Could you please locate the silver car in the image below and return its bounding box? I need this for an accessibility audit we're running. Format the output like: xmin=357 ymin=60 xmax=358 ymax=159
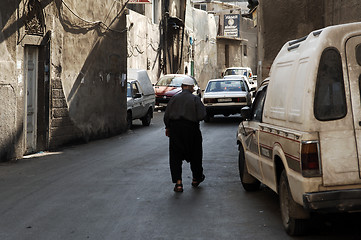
xmin=202 ymin=78 xmax=252 ymax=122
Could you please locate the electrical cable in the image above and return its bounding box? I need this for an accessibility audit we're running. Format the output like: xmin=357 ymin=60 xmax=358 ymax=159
xmin=61 ymin=0 xmax=128 ymax=34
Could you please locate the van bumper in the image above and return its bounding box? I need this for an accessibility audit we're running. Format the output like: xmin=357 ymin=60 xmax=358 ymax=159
xmin=303 ymin=189 xmax=361 ymax=212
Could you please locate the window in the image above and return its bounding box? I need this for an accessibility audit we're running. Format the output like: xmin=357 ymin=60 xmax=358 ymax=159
xmin=127 ymin=4 xmax=145 ymax=15
xmin=314 ymin=48 xmax=346 ymax=121
xmin=131 ymin=83 xmax=140 ymax=97
xmin=243 ymin=44 xmax=247 ymax=56
xmin=194 ymin=3 xmax=206 ymax=11
xmin=205 ymin=80 xmax=246 ymax=92
xmin=356 ymin=44 xmax=361 ymax=66
xmin=359 ymin=75 xmax=361 ymax=104
xmin=152 ymin=0 xmax=160 ymax=24
xmin=225 ymin=45 xmax=229 ymax=68
xmin=251 ymin=85 xmax=267 ymax=122
xmin=127 ymin=82 xmax=132 ymax=97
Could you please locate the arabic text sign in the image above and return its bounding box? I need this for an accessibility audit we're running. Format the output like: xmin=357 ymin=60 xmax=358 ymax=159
xmin=224 ymin=14 xmax=240 ymax=37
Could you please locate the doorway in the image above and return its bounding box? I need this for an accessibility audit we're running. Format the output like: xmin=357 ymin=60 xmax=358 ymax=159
xmin=25 ymin=46 xmax=39 ymax=154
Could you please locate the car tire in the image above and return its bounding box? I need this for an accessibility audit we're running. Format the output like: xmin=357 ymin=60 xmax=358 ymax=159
xmin=279 ymin=170 xmax=309 ymax=236
xmin=141 ymin=109 xmax=152 ymax=126
xmin=127 ymin=111 xmax=132 ymax=129
xmin=238 ymin=145 xmax=260 ymax=191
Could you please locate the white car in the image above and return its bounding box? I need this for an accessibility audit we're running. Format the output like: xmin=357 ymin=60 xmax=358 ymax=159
xmin=222 ymin=67 xmax=257 ymax=91
xmin=203 ymin=78 xmax=252 ymax=122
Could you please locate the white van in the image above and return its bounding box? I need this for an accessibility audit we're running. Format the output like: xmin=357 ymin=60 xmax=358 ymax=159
xmin=127 ymin=69 xmax=155 ymax=128
xmin=237 ymin=22 xmax=361 ymax=235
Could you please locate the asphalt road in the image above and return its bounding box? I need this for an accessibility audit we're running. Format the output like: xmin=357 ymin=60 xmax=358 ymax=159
xmin=0 ymin=111 xmax=360 ymax=240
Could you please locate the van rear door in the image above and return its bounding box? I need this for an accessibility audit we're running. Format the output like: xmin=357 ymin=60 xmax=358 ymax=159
xmin=346 ymin=35 xmax=361 ymax=181
xmin=315 ymin=46 xmax=360 ymax=186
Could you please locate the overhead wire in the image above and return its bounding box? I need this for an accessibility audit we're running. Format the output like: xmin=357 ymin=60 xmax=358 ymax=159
xmin=60 ymin=0 xmax=129 ymax=34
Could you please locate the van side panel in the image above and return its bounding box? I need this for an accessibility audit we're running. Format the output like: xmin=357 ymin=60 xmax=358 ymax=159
xmin=264 ymin=61 xmax=294 ymax=120
xmin=288 ymin=59 xmax=308 ymax=123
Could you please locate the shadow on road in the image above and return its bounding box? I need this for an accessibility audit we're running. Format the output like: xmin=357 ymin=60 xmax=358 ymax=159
xmin=204 ymin=115 xmax=243 ymax=125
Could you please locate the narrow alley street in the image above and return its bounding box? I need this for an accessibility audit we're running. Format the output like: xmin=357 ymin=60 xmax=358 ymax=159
xmin=0 ymin=111 xmax=360 ymax=240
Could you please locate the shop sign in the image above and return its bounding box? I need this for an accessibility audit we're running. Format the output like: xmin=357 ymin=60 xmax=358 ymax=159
xmin=224 ymin=14 xmax=240 ymax=37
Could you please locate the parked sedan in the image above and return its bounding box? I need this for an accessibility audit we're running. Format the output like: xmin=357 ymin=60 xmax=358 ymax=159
xmin=154 ymin=74 xmax=201 ymax=106
xmin=203 ymin=78 xmax=252 ymax=122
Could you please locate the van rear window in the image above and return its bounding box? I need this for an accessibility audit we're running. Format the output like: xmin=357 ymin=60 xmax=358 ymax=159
xmin=314 ymin=48 xmax=347 ymax=121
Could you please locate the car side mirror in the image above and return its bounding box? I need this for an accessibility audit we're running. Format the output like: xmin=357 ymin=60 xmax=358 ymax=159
xmin=250 ymin=87 xmax=256 ymax=92
xmin=134 ymin=93 xmax=142 ymax=98
xmin=241 ymin=106 xmax=252 ymax=121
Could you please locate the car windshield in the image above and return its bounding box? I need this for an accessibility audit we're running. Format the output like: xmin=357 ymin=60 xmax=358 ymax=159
xmin=206 ymin=80 xmax=246 ymax=92
xmin=224 ymin=69 xmax=247 ymax=76
xmin=127 ymin=82 xmax=132 ymax=97
xmin=156 ymin=76 xmax=189 ymax=87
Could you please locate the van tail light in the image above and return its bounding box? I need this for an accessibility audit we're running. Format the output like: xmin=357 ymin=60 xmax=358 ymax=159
xmin=301 ymin=141 xmax=322 ymax=177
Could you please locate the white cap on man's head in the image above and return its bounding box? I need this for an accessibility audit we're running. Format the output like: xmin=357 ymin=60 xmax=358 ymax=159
xmin=182 ymin=77 xmax=194 ymax=86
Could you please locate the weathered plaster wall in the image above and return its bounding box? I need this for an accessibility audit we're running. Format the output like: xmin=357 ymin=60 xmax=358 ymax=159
xmin=258 ymin=0 xmax=324 ymax=81
xmin=191 ymin=8 xmax=218 ymax=89
xmin=127 ymin=10 xmax=160 ymax=83
xmin=169 ymin=0 xmax=185 ymax=18
xmin=215 ymin=11 xmax=257 ymax=78
xmin=51 ymin=0 xmax=127 ymax=142
xmin=0 ymin=0 xmax=128 ymax=161
xmin=258 ymin=0 xmax=361 ymax=82
xmin=240 ymin=17 xmax=257 ymax=74
xmin=0 ymin=0 xmax=25 ymax=161
xmin=324 ymin=0 xmax=361 ymax=26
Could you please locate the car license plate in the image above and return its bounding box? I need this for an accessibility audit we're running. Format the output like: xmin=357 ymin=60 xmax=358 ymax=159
xmin=218 ymin=98 xmax=232 ymax=102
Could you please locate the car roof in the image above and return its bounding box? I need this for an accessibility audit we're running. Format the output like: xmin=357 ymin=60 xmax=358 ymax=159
xmin=160 ymin=74 xmax=195 ymax=79
xmin=208 ymin=78 xmax=245 ymax=82
xmin=223 ymin=75 xmax=247 ymax=80
xmin=225 ymin=67 xmax=251 ymax=70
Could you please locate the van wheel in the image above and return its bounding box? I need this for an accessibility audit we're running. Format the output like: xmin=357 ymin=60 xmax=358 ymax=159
xmin=127 ymin=111 xmax=132 ymax=129
xmin=279 ymin=170 xmax=309 ymax=236
xmin=238 ymin=146 xmax=260 ymax=191
xmin=141 ymin=109 xmax=152 ymax=126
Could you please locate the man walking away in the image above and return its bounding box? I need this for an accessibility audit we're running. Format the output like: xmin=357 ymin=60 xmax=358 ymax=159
xmin=164 ymin=76 xmax=207 ymax=192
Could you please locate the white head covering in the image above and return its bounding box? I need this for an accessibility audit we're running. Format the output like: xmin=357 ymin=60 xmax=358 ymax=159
xmin=182 ymin=76 xmax=194 ymax=86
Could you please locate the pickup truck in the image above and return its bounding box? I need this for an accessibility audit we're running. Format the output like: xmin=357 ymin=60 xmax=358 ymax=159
xmin=127 ymin=69 xmax=155 ymax=129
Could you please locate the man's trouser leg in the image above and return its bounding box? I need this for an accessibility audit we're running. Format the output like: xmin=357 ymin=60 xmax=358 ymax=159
xmin=190 ymin=129 xmax=203 ymax=180
xmin=169 ymin=136 xmax=183 ymax=183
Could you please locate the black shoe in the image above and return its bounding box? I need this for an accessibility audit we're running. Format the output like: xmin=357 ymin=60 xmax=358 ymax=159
xmin=174 ymin=183 xmax=183 ymax=192
xmin=192 ymin=174 xmax=205 ymax=187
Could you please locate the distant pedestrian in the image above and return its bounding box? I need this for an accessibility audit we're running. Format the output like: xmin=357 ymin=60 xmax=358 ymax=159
xmin=164 ymin=76 xmax=207 ymax=192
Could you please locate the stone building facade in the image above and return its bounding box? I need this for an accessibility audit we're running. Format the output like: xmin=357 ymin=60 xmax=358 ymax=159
xmin=0 ymin=0 xmax=127 ymax=161
xmin=257 ymin=0 xmax=361 ymax=82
